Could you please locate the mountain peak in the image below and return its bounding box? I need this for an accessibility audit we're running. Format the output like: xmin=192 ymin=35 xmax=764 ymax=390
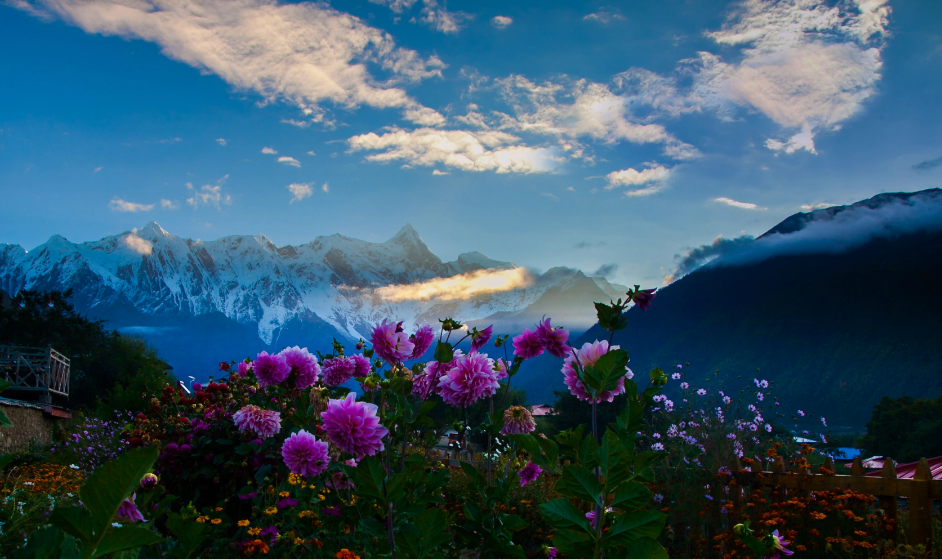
xmin=387 ymin=224 xmax=424 ymax=246
xmin=140 ymin=221 xmax=168 ymax=236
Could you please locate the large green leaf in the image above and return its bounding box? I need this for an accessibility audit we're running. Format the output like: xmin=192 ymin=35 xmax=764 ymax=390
xmin=604 ymin=510 xmax=667 ymax=545
xmin=625 ymin=537 xmax=669 ymax=559
xmin=94 ymin=526 xmax=164 ymax=557
xmin=49 ymin=506 xmax=95 ymax=542
xmin=165 ymin=513 xmax=209 ymax=558
xmin=507 ymin=434 xmax=540 ymax=460
xmin=355 ymin=456 xmax=387 ymax=503
xmin=540 ymin=498 xmax=590 ymax=532
xmin=80 ymin=446 xmax=159 ymax=538
xmin=558 ymin=465 xmax=603 ymax=504
xmin=11 ymin=525 xmax=68 ymax=559
xmin=610 ymin=482 xmax=652 ymax=511
xmin=459 ymin=461 xmax=486 ymax=489
xmin=433 ymin=342 xmax=454 ymax=364
xmin=550 ymin=528 xmax=594 ymax=559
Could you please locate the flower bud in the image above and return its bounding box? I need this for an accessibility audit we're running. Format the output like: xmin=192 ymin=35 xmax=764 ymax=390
xmin=140 ymin=473 xmax=159 ymax=490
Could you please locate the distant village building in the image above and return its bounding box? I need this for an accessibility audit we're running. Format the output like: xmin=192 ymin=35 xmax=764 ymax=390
xmin=531 ymin=404 xmax=554 ymax=416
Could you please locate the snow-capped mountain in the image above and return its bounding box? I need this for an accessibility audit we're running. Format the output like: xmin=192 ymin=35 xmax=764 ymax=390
xmin=0 ymin=224 xmax=626 ymax=377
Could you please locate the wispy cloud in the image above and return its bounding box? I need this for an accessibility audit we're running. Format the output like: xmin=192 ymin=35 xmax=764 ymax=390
xmin=665 ymin=234 xmax=754 ymax=283
xmin=583 ymin=9 xmax=625 ymax=24
xmin=278 ymin=156 xmax=301 ymax=167
xmin=186 ymin=176 xmax=232 ymax=210
xmin=215 ymin=138 xmax=227 ymax=146
xmin=491 ymin=15 xmax=512 ymax=28
xmin=375 ymin=267 xmax=533 ymax=302
xmin=287 ymin=183 xmax=313 ymax=203
xmin=262 ymin=147 xmax=278 ymax=155
xmin=605 ymin=165 xmax=671 ymax=189
xmin=913 ymin=155 xmax=942 ymax=171
xmin=714 ymin=197 xmax=766 ymax=210
xmin=540 ymin=192 xmax=560 ymax=202
xmin=93 ymin=166 xmax=103 ymax=173
xmin=419 ymin=0 xmax=472 ymax=34
xmin=800 ymin=202 xmax=833 ymax=211
xmin=157 ymin=137 xmax=182 ymax=144
xmin=347 ymin=128 xmax=561 ymax=174
xmin=591 ymin=263 xmax=618 ymax=277
xmin=432 ymin=169 xmax=448 ymax=175
xmin=281 ymin=119 xmax=310 ymax=128
xmin=109 ymin=198 xmax=154 ymax=212
xmin=125 ymin=232 xmax=153 ymax=255
xmin=161 ymin=199 xmax=180 ymax=210
xmin=306 ymin=151 xmax=316 ymax=157
xmin=16 ymin=0 xmax=447 ymax=124
xmin=322 ymin=183 xmax=330 ymax=193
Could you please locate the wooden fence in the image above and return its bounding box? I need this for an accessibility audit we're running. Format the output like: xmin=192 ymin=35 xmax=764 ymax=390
xmin=0 ymin=345 xmax=70 ymax=403
xmin=729 ymin=454 xmax=941 ymax=551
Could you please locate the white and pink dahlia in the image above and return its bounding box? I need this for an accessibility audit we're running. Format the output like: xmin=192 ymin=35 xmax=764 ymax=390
xmin=437 ymin=352 xmax=499 ymax=408
xmin=321 ymin=392 xmax=389 ymax=458
xmin=233 ymin=405 xmax=282 ymax=438
xmin=561 ymin=340 xmax=630 ymax=403
xmin=370 ymin=320 xmax=415 ymax=364
xmin=501 ymin=406 xmax=536 ymax=435
xmin=322 ymin=357 xmax=356 ymax=386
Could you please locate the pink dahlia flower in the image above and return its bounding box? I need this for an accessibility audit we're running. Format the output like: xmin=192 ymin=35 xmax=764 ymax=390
xmin=322 ymin=392 xmax=389 ymax=458
xmin=350 ymin=354 xmax=371 ymax=378
xmin=117 ymin=493 xmax=144 ymax=522
xmin=471 ymin=325 xmax=493 ymax=352
xmin=322 ymin=357 xmax=356 ymax=386
xmin=501 ymin=406 xmax=536 ymax=435
xmin=254 ymin=351 xmax=291 ymax=387
xmin=279 ymin=346 xmax=320 ymax=389
xmin=233 ymin=405 xmax=282 ymax=438
xmin=512 ymin=329 xmax=544 ymax=360
xmin=518 ymin=462 xmax=543 ymax=487
xmin=535 ymin=318 xmax=569 ymax=358
xmin=410 ymin=325 xmax=435 ymax=360
xmin=562 ymin=340 xmax=629 ymax=403
xmin=281 ymin=430 xmax=330 ymax=477
xmin=437 ymin=352 xmax=499 ymax=408
xmin=370 ymin=320 xmax=415 ymax=364
xmin=633 ymin=288 xmax=657 ymax=311
xmin=328 ymin=471 xmax=356 ymax=491
xmin=237 ymin=361 xmax=253 ymax=376
xmin=494 ymin=358 xmax=509 ymax=380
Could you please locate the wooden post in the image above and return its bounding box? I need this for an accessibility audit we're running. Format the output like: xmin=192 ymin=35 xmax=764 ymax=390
xmin=822 ymin=457 xmax=835 ymax=475
xmin=770 ymin=457 xmax=785 ymax=504
xmin=850 ymin=456 xmax=865 ymax=476
xmin=908 ymin=458 xmax=932 ymax=550
xmin=878 ymin=458 xmax=898 ymax=541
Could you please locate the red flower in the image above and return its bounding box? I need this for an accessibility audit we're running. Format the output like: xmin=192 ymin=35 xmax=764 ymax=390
xmin=129 ymin=437 xmax=144 ymax=448
xmin=219 ymin=361 xmax=231 ymax=372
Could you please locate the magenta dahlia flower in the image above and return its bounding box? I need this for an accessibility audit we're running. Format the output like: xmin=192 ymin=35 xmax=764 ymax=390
xmin=254 ymin=351 xmax=291 ymax=387
xmin=410 ymin=325 xmax=435 ymax=360
xmin=518 ymin=462 xmax=543 ymax=487
xmin=237 ymin=361 xmax=253 ymax=376
xmin=350 ymin=354 xmax=371 ymax=378
xmin=501 ymin=406 xmax=536 ymax=435
xmin=117 ymin=493 xmax=144 ymax=522
xmin=281 ymin=430 xmax=330 ymax=477
xmin=370 ymin=320 xmax=415 ymax=364
xmin=768 ymin=530 xmax=794 ymax=558
xmin=562 ymin=340 xmax=629 ymax=403
xmin=512 ymin=329 xmax=544 ymax=360
xmin=328 ymin=471 xmax=356 ymax=491
xmin=233 ymin=405 xmax=282 ymax=438
xmin=322 ymin=357 xmax=356 ymax=386
xmin=494 ymin=358 xmax=509 ymax=380
xmin=437 ymin=352 xmax=499 ymax=407
xmin=321 ymin=392 xmax=389 ymax=458
xmin=633 ymin=288 xmax=657 ymax=311
xmin=471 ymin=325 xmax=493 ymax=352
xmin=535 ymin=318 xmax=569 ymax=358
xmin=279 ymin=346 xmax=320 ymax=388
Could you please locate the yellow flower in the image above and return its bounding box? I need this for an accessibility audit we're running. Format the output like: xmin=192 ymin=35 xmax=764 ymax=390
xmin=211 ymin=518 xmax=222 ymax=525
xmin=343 ymin=524 xmax=351 ymax=534
xmin=294 ymin=537 xmax=305 ymax=545
xmin=248 ymin=527 xmax=262 ymax=536
xmin=265 ymin=485 xmax=275 ymax=495
xmin=318 ymin=494 xmax=326 ymax=501
xmin=195 ymin=516 xmax=209 ymax=523
xmin=288 ymin=474 xmax=300 ymax=486
xmin=237 ymin=520 xmax=250 ymax=527
xmin=279 ymin=491 xmax=290 ymax=498
xmin=214 ymin=507 xmax=222 ymax=512
xmin=264 ymin=506 xmax=278 ymax=515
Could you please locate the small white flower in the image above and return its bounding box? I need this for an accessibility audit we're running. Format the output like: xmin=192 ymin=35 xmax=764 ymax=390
xmin=23 ymin=482 xmax=33 ymax=486
xmin=69 ymin=464 xmax=80 ymax=470
xmin=112 ymin=522 xmax=123 ymax=528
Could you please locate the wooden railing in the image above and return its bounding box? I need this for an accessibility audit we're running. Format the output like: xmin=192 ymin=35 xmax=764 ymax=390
xmin=730 ymin=454 xmax=940 ymax=550
xmin=0 ymin=345 xmax=70 ymax=403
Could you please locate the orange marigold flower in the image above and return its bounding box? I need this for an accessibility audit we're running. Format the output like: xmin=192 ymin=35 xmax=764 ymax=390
xmin=335 ymin=550 xmax=360 ymax=559
xmin=211 ymin=518 xmax=222 ymax=525
xmin=238 ymin=520 xmax=250 ymax=527
xmin=279 ymin=491 xmax=290 ymax=498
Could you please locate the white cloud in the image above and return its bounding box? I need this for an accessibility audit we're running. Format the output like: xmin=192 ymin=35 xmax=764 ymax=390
xmin=432 ymin=169 xmax=448 ymax=175
xmin=403 ymin=106 xmax=446 ymax=126
xmin=322 ymin=183 xmax=330 ymax=193
xmin=306 ymin=151 xmax=316 ymax=156
xmin=109 ymin=198 xmax=154 ymax=212
xmin=93 ymin=166 xmax=103 ymax=173
xmin=540 ymin=192 xmax=560 ymax=202
xmin=157 ymin=137 xmax=182 ymax=144
xmin=161 ymin=199 xmax=180 ymax=210
xmin=278 ymin=156 xmax=301 ymax=167
xmin=215 ymin=138 xmax=227 ymax=146
xmin=15 ymin=0 xmax=446 ymax=121
xmin=693 ymin=0 xmax=890 ymax=154
xmin=419 ymin=0 xmax=471 ymax=34
xmin=368 ymin=0 xmax=420 ymax=13
xmin=281 ymin=119 xmax=311 ymax=128
xmin=125 ymin=233 xmax=153 ymax=255
xmin=376 ymin=267 xmax=534 ymax=302
xmin=623 ymin=184 xmax=666 ymax=197
xmin=714 ymin=197 xmax=766 ymax=210
xmin=491 ymin=15 xmax=512 ymax=28
xmin=605 ymin=165 xmax=671 ymax=189
xmin=186 ymin=176 xmax=232 ymax=209
xmin=584 ymin=9 xmax=625 ymax=24
xmin=347 ymin=128 xmax=561 ymax=174
xmin=261 ymin=147 xmax=278 ymax=155
xmin=800 ymin=202 xmax=834 ymax=210
xmin=287 ymin=182 xmax=313 ymax=203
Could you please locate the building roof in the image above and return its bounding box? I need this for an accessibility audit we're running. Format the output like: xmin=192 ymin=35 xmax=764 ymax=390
xmin=531 ymin=404 xmax=554 ymax=416
xmin=864 ymin=456 xmax=942 ymax=480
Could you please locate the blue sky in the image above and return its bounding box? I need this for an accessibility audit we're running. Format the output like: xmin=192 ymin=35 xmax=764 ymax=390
xmin=1 ymin=0 xmax=940 ymax=287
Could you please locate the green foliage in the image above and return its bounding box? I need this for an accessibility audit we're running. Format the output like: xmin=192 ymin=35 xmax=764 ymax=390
xmin=858 ymin=395 xmax=942 ymax=462
xmin=0 ymin=379 xmax=13 ymax=428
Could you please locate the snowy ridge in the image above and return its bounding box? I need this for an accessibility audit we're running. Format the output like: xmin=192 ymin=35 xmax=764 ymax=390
xmin=0 ymin=223 xmax=626 ymax=344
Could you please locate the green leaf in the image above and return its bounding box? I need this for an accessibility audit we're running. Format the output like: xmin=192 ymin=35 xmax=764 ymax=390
xmin=94 ymin=525 xmax=164 ymax=557
xmin=413 ymin=508 xmax=452 ymax=557
xmin=577 ymin=432 xmax=599 ymax=468
xmin=535 ymin=435 xmax=559 ymax=471
xmin=111 ymin=549 xmax=141 ymax=559
xmin=433 ymin=342 xmax=454 ymax=364
xmin=610 ymin=482 xmax=652 ymax=511
xmin=0 ymin=408 xmax=12 ymax=428
xmin=550 ymin=528 xmax=595 ymax=559
xmin=0 ymin=380 xmax=12 ymax=393
xmin=12 ymin=525 xmax=68 ymax=559
xmin=605 ymin=510 xmax=667 ymax=544
xmin=501 ymin=514 xmax=528 ymax=532
xmin=507 ymin=434 xmax=540 ymax=460
xmin=49 ymin=506 xmax=95 ymax=543
xmin=596 ymin=429 xmax=625 ymax=479
xmin=625 ymin=537 xmax=669 ymax=559
xmin=356 ymin=456 xmax=387 ymax=503
xmin=165 ymin=513 xmax=209 ymax=558
xmin=540 ymin=498 xmax=590 ymax=532
xmin=558 ymin=465 xmax=603 ymax=505
xmin=459 ymin=461 xmax=486 ymax=490
xmin=80 ymin=446 xmax=159 ymax=539
xmin=386 ymin=472 xmax=408 ymax=502
xmin=0 ymin=452 xmax=16 ymax=471
xmin=633 ymin=451 xmax=666 ymax=479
